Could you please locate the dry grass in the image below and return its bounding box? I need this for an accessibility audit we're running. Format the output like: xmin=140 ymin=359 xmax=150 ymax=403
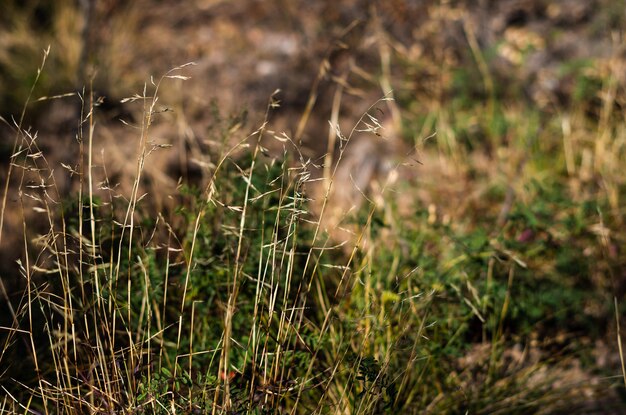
xmin=2 ymin=1 xmax=626 ymax=414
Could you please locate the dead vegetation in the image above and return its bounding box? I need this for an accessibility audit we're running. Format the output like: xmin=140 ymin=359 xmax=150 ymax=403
xmin=1 ymin=0 xmax=626 ymax=413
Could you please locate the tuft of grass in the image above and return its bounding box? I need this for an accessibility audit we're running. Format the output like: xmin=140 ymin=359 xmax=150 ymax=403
xmin=2 ymin=3 xmax=626 ymax=413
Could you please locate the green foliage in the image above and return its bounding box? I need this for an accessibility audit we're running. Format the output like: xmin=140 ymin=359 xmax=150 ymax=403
xmin=3 ymin=4 xmax=626 ymax=412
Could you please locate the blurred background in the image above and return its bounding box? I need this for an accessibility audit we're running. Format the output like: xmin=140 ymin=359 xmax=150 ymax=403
xmin=3 ymin=0 xmax=625 ymax=247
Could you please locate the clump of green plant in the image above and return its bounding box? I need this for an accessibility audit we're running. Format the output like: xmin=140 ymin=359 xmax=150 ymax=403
xmin=3 ymin=17 xmax=626 ymax=412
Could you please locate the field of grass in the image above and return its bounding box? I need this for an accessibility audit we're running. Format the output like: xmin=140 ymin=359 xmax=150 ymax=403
xmin=1 ymin=1 xmax=626 ymax=414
